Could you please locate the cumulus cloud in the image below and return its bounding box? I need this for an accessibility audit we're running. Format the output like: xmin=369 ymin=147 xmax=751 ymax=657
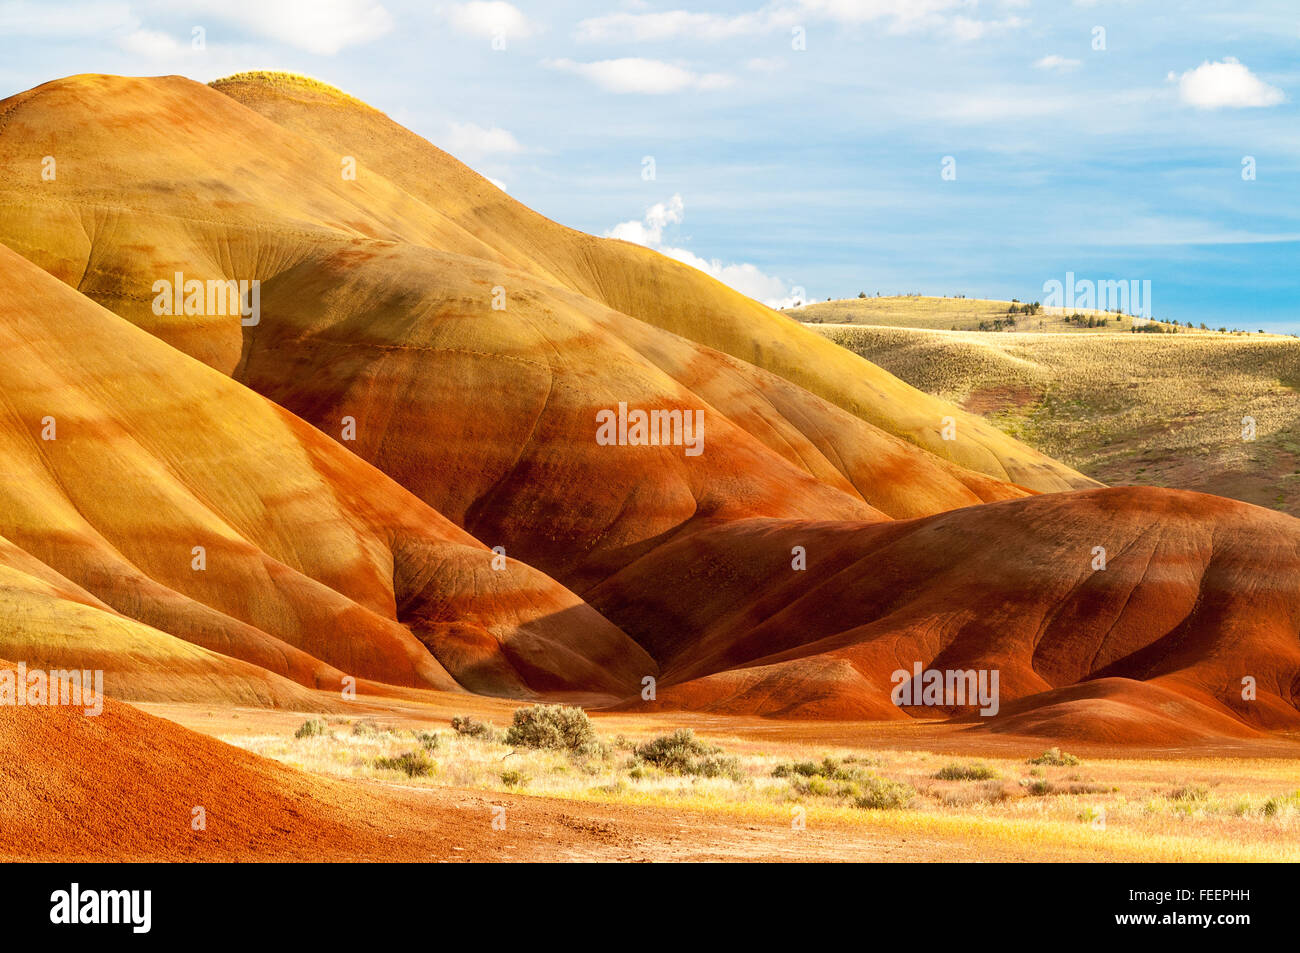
xmin=444 ymin=121 xmax=523 ymax=156
xmin=446 ymin=1 xmax=537 ymax=39
xmin=187 ymin=0 xmax=393 ymax=54
xmin=0 ymin=0 xmax=135 ymax=36
xmin=544 ymin=57 xmax=732 ymax=94
xmin=576 ymin=1 xmax=1024 ymax=43
xmin=1169 ymin=58 xmax=1284 ymax=110
xmin=119 ymin=27 xmax=189 ymax=58
xmin=575 ymin=8 xmax=778 ymax=42
xmin=607 ymin=194 xmax=685 ymax=245
xmin=606 ymin=195 xmax=806 ymax=308
xmin=1034 ymin=54 xmax=1081 ymax=71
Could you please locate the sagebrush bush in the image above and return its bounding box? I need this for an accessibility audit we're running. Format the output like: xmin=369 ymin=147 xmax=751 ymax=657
xmin=633 ymin=729 xmax=742 ymax=780
xmin=852 ymin=775 xmax=915 ymax=810
xmin=773 ymin=757 xmax=871 ymax=783
xmin=294 ymin=718 xmax=327 ymax=739
xmin=374 ymin=749 xmax=435 ymax=777
xmin=501 ymin=769 xmax=529 ymax=788
xmin=451 ymin=715 xmax=498 ymax=741
xmin=503 ymin=705 xmax=601 ymax=755
xmin=1027 ymin=747 xmax=1080 ymax=767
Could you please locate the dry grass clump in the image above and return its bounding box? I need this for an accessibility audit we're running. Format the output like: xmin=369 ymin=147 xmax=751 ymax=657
xmin=209 ymin=71 xmax=363 ymax=104
xmin=373 ymin=748 xmax=436 ymax=778
xmin=294 ymin=718 xmax=327 ymax=739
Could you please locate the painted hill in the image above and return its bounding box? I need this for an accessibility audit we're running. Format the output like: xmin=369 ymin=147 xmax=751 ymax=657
xmin=0 ymin=245 xmax=651 ymax=702
xmin=603 ymin=487 xmax=1300 ymax=737
xmin=0 ymin=73 xmax=1296 ymax=740
xmin=0 ymin=72 xmax=1088 ymax=495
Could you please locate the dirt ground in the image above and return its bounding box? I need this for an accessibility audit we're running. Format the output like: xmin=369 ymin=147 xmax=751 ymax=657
xmin=111 ymin=692 xmax=1300 ymax=863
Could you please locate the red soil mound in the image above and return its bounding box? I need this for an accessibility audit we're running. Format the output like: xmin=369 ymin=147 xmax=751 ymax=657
xmin=0 ymin=687 xmax=373 ymax=860
xmin=605 ymin=487 xmax=1300 ymax=735
xmin=975 ymin=678 xmax=1262 ymax=745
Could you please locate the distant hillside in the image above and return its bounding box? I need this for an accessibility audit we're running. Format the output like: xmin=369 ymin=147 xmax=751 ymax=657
xmin=801 ymin=298 xmax=1300 ymax=515
xmin=793 ymin=295 xmax=1194 ymax=333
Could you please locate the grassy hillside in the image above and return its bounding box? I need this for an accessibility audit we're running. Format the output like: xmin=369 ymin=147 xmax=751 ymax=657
xmin=799 ymin=298 xmax=1300 ymax=514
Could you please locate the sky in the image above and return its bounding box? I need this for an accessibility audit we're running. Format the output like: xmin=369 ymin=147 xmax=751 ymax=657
xmin=1 ymin=0 xmax=1297 ymax=329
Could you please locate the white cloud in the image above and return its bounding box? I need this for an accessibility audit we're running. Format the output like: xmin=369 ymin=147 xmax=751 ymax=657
xmin=606 ymin=194 xmax=805 ymax=308
xmin=186 ymin=0 xmax=392 ymax=54
xmin=1170 ymin=58 xmax=1285 ymax=110
xmin=112 ymin=24 xmax=267 ymax=78
xmin=747 ymin=56 xmax=787 ymax=72
xmin=119 ymin=27 xmax=188 ymax=58
xmin=576 ymin=1 xmax=1024 ymax=43
xmin=575 ymin=8 xmax=779 ymax=42
xmin=943 ymin=14 xmax=1024 ymax=41
xmin=485 ymin=176 xmax=508 ymax=192
xmin=0 ymin=0 xmax=134 ymax=36
xmin=545 ymin=57 xmax=732 ymax=94
xmin=1034 ymin=54 xmax=1081 ymax=71
xmin=444 ymin=121 xmax=523 ymax=156
xmin=446 ymin=1 xmax=537 ymax=39
xmin=607 ymin=193 xmax=685 ymax=244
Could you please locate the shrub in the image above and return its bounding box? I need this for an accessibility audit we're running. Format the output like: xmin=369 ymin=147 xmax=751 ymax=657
xmin=852 ymin=775 xmax=915 ymax=810
xmin=373 ymin=749 xmax=435 ymax=777
xmin=1167 ymin=784 xmax=1210 ymax=803
xmin=416 ymin=731 xmax=441 ymax=751
xmin=934 ymin=762 xmax=1000 ymax=781
xmin=634 ymin=729 xmax=741 ymax=780
xmin=352 ymin=719 xmax=381 ymax=736
xmin=451 ymin=715 xmax=498 ymax=741
xmin=294 ymin=718 xmax=327 ymax=739
xmin=1027 ymin=747 xmax=1079 ymax=767
xmin=503 ymin=705 xmax=601 ymax=755
xmin=773 ymin=757 xmax=870 ymax=783
xmin=501 ymin=769 xmax=529 ymax=788
xmin=1261 ymin=790 xmax=1300 ymax=817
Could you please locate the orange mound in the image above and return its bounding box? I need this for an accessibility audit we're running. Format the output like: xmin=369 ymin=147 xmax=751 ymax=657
xmin=209 ymin=71 xmax=1093 ymax=493
xmin=605 ymin=487 xmax=1300 ymax=734
xmin=0 ymin=72 xmax=1295 ymax=744
xmin=975 ymin=678 xmax=1262 ymax=745
xmin=0 ymin=243 xmax=651 ymax=702
xmin=0 ymin=682 xmax=520 ymax=860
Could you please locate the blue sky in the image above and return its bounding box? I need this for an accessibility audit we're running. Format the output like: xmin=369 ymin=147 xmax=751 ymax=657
xmin=2 ymin=0 xmax=1297 ymax=328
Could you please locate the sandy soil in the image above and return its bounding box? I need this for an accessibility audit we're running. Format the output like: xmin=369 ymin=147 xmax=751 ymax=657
xmin=113 ymin=694 xmax=1300 ymax=863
